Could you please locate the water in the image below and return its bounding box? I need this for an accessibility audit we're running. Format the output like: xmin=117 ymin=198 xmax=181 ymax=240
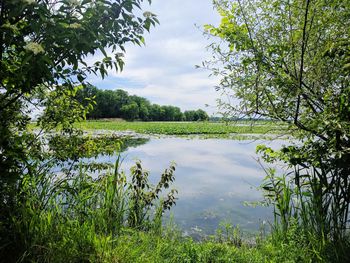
xmin=94 ymin=137 xmax=287 ymax=236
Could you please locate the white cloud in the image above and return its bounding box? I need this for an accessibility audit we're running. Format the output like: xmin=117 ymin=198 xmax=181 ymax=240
xmin=87 ymin=0 xmax=222 ymax=114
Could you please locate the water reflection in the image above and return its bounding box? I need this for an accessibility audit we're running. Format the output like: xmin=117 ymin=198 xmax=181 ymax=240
xmin=96 ymin=137 xmax=287 ymax=235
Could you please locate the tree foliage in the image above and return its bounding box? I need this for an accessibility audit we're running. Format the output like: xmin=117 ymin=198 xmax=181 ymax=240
xmin=1 ymin=0 xmax=158 ymax=170
xmin=0 ymin=0 xmax=158 ymax=259
xmin=184 ymin=109 xmax=210 ymax=121
xmin=207 ymin=0 xmax=350 ymax=254
xmin=76 ymin=85 xmax=210 ymax=121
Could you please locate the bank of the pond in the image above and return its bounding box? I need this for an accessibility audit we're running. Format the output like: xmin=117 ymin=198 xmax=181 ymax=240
xmin=41 ymin=228 xmax=330 ymax=263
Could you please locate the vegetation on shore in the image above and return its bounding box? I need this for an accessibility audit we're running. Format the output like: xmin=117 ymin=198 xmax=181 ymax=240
xmin=76 ymin=85 xmax=209 ymax=121
xmin=77 ymin=120 xmax=288 ymax=136
xmin=6 ymin=157 xmax=338 ymax=263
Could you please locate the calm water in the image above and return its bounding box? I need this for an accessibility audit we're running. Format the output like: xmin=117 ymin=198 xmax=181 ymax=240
xmin=95 ymin=137 xmax=286 ymax=236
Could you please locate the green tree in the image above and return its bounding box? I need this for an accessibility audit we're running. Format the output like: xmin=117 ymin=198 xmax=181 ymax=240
xmin=114 ymin=89 xmax=131 ymax=115
xmin=99 ymin=90 xmax=120 ymax=118
xmin=77 ymin=86 xmax=208 ymax=121
xmin=207 ymin=0 xmax=350 ymax=254
xmin=184 ymin=109 xmax=208 ymax=121
xmin=196 ymin=109 xmax=209 ymax=121
xmin=139 ymin=102 xmax=150 ymax=120
xmin=184 ymin=110 xmax=196 ymax=121
xmin=75 ymin=84 xmax=98 ymax=108
xmin=0 ymin=0 xmax=158 ymax=259
xmin=130 ymin=95 xmax=151 ymax=120
xmin=149 ymin=103 xmax=162 ymax=120
xmin=77 ymin=88 xmax=132 ymax=118
xmin=121 ymin=101 xmax=139 ymax=120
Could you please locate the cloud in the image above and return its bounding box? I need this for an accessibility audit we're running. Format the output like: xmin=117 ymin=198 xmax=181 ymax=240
xmin=87 ymin=0 xmax=222 ymax=114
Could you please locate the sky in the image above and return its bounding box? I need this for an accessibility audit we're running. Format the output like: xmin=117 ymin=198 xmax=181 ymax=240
xmin=86 ymin=0 xmax=222 ymax=115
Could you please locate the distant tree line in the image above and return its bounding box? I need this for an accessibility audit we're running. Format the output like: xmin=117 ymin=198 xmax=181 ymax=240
xmin=76 ymin=85 xmax=209 ymax=121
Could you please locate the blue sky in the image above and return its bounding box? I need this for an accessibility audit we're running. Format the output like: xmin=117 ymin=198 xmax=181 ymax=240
xmin=86 ymin=0 xmax=221 ymax=115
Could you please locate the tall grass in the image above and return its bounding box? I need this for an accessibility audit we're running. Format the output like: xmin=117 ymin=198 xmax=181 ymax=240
xmin=260 ymin=165 xmax=350 ymax=262
xmin=6 ymin=158 xmax=177 ymax=262
xmin=4 ymin=154 xmax=343 ymax=262
xmin=4 ymin=132 xmax=348 ymax=262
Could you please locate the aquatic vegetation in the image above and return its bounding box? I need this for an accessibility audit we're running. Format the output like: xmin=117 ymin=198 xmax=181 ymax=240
xmin=48 ymin=133 xmax=149 ymax=160
xmin=77 ymin=120 xmax=287 ymax=137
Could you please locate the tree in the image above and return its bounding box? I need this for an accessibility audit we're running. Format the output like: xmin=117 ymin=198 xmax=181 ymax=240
xmin=77 ymin=86 xmax=209 ymax=121
xmin=130 ymin=95 xmax=151 ymax=120
xmin=184 ymin=110 xmax=196 ymax=121
xmin=0 ymin=0 xmax=158 ymax=259
xmin=184 ymin=109 xmax=208 ymax=121
xmin=149 ymin=103 xmax=162 ymax=120
xmin=121 ymin=101 xmax=139 ymax=120
xmin=139 ymin=102 xmax=150 ymax=120
xmin=207 ymin=0 xmax=350 ymax=252
xmin=196 ymin=109 xmax=209 ymax=121
xmin=98 ymin=90 xmax=119 ymax=117
xmin=1 ymin=0 xmax=158 ymax=168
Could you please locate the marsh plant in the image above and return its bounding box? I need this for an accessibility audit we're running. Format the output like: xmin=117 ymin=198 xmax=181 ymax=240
xmin=258 ymin=144 xmax=350 ymax=262
xmin=215 ymin=222 xmax=243 ymax=247
xmin=9 ymin=158 xmax=177 ymax=262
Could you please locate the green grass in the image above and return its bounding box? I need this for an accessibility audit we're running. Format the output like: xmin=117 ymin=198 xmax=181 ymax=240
xmin=105 ymin=224 xmax=319 ymax=263
xmin=76 ymin=120 xmax=287 ymax=137
xmin=107 ymin=219 xmax=346 ymax=263
xmin=26 ymin=226 xmax=324 ymax=263
xmin=99 ymin=231 xmax=271 ymax=263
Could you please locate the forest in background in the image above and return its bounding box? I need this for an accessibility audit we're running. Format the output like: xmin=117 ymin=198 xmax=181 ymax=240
xmin=76 ymin=85 xmax=209 ymax=121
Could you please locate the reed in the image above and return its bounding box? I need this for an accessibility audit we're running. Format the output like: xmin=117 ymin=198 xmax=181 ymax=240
xmin=9 ymin=158 xmax=177 ymax=262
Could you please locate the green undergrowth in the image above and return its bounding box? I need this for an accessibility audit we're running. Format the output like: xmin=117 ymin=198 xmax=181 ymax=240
xmin=106 ymin=223 xmax=346 ymax=263
xmin=3 ymin=154 xmax=341 ymax=263
xmin=6 ymin=164 xmax=346 ymax=263
xmin=13 ymin=223 xmax=335 ymax=263
xmin=100 ymin=230 xmax=314 ymax=263
xmin=3 ymin=159 xmax=345 ymax=262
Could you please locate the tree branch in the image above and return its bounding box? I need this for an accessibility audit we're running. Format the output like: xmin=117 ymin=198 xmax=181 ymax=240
xmin=295 ymin=0 xmax=311 ymax=124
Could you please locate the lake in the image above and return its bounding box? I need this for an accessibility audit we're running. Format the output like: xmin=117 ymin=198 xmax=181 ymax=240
xmin=93 ymin=136 xmax=286 ymax=237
